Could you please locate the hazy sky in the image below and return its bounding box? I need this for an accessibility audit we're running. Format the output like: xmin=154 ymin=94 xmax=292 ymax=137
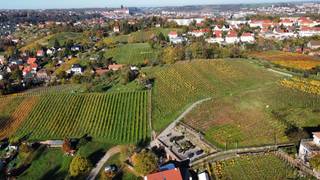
xmin=0 ymin=0 xmax=312 ymax=9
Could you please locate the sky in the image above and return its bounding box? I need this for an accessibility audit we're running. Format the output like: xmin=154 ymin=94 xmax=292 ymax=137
xmin=0 ymin=0 xmax=312 ymax=9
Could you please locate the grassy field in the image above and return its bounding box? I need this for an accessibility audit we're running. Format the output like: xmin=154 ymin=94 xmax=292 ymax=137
xmin=250 ymin=51 xmax=320 ymax=70
xmin=11 ymin=91 xmax=150 ymax=143
xmin=105 ymin=43 xmax=160 ymax=64
xmin=100 ymin=28 xmax=182 ymax=44
xmin=18 ymin=141 xmax=112 ymax=179
xmin=195 ymin=154 xmax=300 ymax=180
xmin=20 ymin=32 xmax=83 ymax=51
xmin=144 ymin=59 xmax=281 ymax=133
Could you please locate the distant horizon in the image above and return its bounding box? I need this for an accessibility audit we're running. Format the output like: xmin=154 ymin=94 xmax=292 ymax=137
xmin=0 ymin=0 xmax=316 ymax=10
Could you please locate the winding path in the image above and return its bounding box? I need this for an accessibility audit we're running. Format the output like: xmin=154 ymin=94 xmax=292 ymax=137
xmin=151 ymin=98 xmax=212 ymax=146
xmin=87 ymin=146 xmax=122 ymax=180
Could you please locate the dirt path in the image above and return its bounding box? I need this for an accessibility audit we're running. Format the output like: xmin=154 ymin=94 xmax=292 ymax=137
xmin=87 ymin=146 xmax=122 ymax=180
xmin=150 ymin=98 xmax=212 ymax=147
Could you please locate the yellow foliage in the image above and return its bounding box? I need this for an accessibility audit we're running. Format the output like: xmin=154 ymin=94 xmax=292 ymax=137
xmin=280 ymin=77 xmax=320 ymax=95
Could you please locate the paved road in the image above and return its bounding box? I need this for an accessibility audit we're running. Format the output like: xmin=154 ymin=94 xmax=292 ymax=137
xmin=267 ymin=68 xmax=293 ymax=77
xmin=87 ymin=146 xmax=122 ymax=180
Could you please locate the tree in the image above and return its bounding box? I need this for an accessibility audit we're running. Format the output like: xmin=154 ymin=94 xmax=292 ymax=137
xmin=310 ymin=155 xmax=320 ymax=171
xmin=131 ymin=149 xmax=157 ymax=175
xmin=162 ymin=46 xmax=185 ymax=64
xmin=69 ymin=155 xmax=92 ymax=177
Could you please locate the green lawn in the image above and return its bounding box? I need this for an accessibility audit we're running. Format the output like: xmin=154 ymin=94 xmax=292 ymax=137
xmin=105 ymin=43 xmax=160 ymax=64
xmin=18 ymin=141 xmax=112 ymax=179
xmin=18 ymin=148 xmax=73 ymax=180
xmin=100 ymin=27 xmax=182 ymax=44
xmin=196 ymin=154 xmax=302 ymax=180
xmin=99 ymin=152 xmax=141 ymax=180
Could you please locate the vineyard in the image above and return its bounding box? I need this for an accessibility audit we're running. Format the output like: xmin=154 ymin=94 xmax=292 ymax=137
xmin=281 ymin=77 xmax=320 ymax=95
xmin=12 ymin=91 xmax=150 ymax=143
xmin=194 ymin=154 xmax=299 ymax=179
xmin=145 ymin=59 xmax=281 ymax=132
xmin=250 ymin=51 xmax=320 ymax=70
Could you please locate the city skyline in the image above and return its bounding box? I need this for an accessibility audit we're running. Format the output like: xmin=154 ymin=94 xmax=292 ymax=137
xmin=0 ymin=0 xmax=312 ymax=9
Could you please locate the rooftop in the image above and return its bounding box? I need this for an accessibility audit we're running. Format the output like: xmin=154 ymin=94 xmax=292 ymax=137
xmin=144 ymin=168 xmax=183 ymax=180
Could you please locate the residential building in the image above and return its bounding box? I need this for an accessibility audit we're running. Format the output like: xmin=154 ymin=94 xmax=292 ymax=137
xmin=70 ymin=64 xmax=83 ymax=75
xmin=299 ymin=132 xmax=320 ymax=162
xmin=36 ymin=50 xmax=44 ymax=57
xmin=144 ymin=168 xmax=183 ymax=180
xmin=0 ymin=55 xmax=4 ymax=65
xmin=307 ymin=40 xmax=320 ymax=49
xmin=225 ymin=31 xmax=239 ymax=44
xmin=240 ymin=33 xmax=255 ymax=43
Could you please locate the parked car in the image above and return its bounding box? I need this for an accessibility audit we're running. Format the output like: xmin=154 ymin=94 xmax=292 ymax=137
xmin=196 ymin=149 xmax=204 ymax=155
xmin=188 ymin=153 xmax=194 ymax=158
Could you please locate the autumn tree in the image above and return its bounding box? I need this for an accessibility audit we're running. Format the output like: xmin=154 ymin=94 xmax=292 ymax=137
xmin=69 ymin=155 xmax=92 ymax=177
xmin=310 ymin=155 xmax=320 ymax=171
xmin=62 ymin=138 xmax=72 ymax=154
xmin=131 ymin=149 xmax=158 ymax=175
xmin=162 ymin=46 xmax=185 ymax=64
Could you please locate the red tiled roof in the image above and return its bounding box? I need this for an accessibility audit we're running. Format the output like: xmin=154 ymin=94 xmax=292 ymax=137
xmin=145 ymin=168 xmax=183 ymax=180
xmin=168 ymin=31 xmax=177 ymax=36
xmin=27 ymin=58 xmax=36 ymax=65
xmin=241 ymin=33 xmax=253 ymax=37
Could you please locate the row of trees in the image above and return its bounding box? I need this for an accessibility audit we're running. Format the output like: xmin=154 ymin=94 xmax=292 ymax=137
xmin=161 ymin=42 xmax=247 ymax=64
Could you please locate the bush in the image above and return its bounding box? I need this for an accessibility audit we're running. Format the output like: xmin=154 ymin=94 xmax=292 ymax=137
xmin=69 ymin=155 xmax=92 ymax=177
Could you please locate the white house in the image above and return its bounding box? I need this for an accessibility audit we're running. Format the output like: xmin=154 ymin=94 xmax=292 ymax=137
xmin=0 ymin=55 xmax=4 ymax=64
xmin=299 ymin=132 xmax=320 ymax=162
xmin=168 ymin=31 xmax=178 ymax=39
xmin=240 ymin=33 xmax=255 ymax=43
xmin=225 ymin=31 xmax=239 ymax=44
xmin=206 ymin=30 xmax=224 ymax=44
xmin=299 ymin=27 xmax=320 ymax=37
xmin=198 ymin=172 xmax=210 ymax=180
xmin=307 ymin=40 xmax=320 ymax=50
xmin=113 ymin=26 xmax=120 ymax=33
xmin=70 ymin=64 xmax=83 ymax=75
xmin=46 ymin=48 xmax=54 ymax=55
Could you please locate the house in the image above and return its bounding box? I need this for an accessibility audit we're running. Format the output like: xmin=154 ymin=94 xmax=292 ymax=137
xmin=27 ymin=57 xmax=37 ymax=65
xmin=46 ymin=48 xmax=54 ymax=55
xmin=108 ymin=63 xmax=123 ymax=71
xmin=299 ymin=27 xmax=320 ymax=37
xmin=189 ymin=29 xmax=210 ymax=37
xmin=280 ymin=19 xmax=293 ymax=27
xmin=198 ymin=171 xmax=210 ymax=180
xmin=240 ymin=33 xmax=255 ymax=43
xmin=144 ymin=168 xmax=183 ymax=180
xmin=36 ymin=50 xmax=44 ymax=57
xmin=70 ymin=64 xmax=83 ymax=75
xmin=71 ymin=46 xmax=81 ymax=52
xmin=168 ymin=31 xmax=178 ymax=39
xmin=113 ymin=26 xmax=120 ymax=33
xmin=299 ymin=132 xmax=320 ymax=162
xmin=225 ymin=31 xmax=239 ymax=44
xmin=95 ymin=67 xmax=109 ymax=76
xmin=0 ymin=72 xmax=3 ymax=80
xmin=206 ymin=30 xmax=224 ymax=44
xmin=307 ymin=40 xmax=320 ymax=50
xmin=36 ymin=69 xmax=49 ymax=81
xmin=0 ymin=55 xmax=4 ymax=64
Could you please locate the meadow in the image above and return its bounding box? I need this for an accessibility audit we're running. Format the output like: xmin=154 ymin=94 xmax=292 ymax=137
xmin=20 ymin=32 xmax=84 ymax=51
xmin=7 ymin=91 xmax=150 ymax=144
xmin=250 ymin=50 xmax=320 ymax=70
xmin=195 ymin=154 xmax=299 ymax=180
xmin=99 ymin=27 xmax=182 ymax=44
xmin=105 ymin=43 xmax=160 ymax=64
